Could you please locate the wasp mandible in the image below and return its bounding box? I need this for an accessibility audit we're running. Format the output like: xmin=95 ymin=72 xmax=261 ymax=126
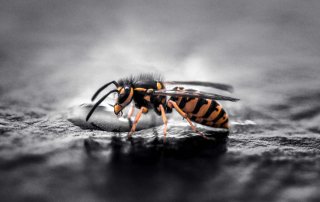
xmin=86 ymin=74 xmax=239 ymax=140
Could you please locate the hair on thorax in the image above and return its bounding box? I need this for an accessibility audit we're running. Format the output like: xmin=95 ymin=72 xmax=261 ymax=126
xmin=117 ymin=73 xmax=164 ymax=86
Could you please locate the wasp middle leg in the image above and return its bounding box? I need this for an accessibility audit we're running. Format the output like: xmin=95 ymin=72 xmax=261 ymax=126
xmin=167 ymin=100 xmax=208 ymax=139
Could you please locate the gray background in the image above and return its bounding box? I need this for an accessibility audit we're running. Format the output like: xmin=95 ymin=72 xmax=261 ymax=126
xmin=1 ymin=0 xmax=320 ymax=107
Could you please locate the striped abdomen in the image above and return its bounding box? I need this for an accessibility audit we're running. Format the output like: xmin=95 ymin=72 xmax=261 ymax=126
xmin=169 ymin=97 xmax=229 ymax=129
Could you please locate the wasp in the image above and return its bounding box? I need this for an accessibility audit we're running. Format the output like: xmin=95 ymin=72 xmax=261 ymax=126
xmin=86 ymin=74 xmax=239 ymax=141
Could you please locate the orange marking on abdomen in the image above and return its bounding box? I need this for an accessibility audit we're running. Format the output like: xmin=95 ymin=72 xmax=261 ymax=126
xmin=194 ymin=99 xmax=212 ymax=117
xmin=195 ymin=117 xmax=204 ymax=122
xmin=183 ymin=98 xmax=198 ymax=113
xmin=215 ymin=113 xmax=228 ymax=125
xmin=207 ymin=105 xmax=222 ymax=121
xmin=204 ymin=121 xmax=215 ymax=127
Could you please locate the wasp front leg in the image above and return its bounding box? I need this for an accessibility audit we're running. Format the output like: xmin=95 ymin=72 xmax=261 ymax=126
xmin=128 ymin=106 xmax=148 ymax=138
xmin=167 ymin=100 xmax=208 ymax=139
xmin=127 ymin=104 xmax=135 ymax=119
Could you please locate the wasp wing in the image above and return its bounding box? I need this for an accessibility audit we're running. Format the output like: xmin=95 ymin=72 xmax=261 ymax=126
xmin=164 ymin=81 xmax=234 ymax=92
xmin=153 ymin=89 xmax=240 ymax=102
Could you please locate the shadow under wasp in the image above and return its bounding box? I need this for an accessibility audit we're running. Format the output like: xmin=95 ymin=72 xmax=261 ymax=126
xmin=86 ymin=74 xmax=239 ymax=141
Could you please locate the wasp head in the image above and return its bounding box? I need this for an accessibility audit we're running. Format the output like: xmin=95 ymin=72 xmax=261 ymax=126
xmin=114 ymin=84 xmax=134 ymax=116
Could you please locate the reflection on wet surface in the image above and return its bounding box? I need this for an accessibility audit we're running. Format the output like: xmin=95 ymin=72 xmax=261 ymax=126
xmin=68 ymin=104 xmax=164 ymax=132
xmin=1 ymin=99 xmax=320 ymax=201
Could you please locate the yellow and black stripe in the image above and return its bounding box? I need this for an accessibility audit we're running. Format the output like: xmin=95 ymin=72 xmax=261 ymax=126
xmin=133 ymin=81 xmax=166 ymax=104
xmin=169 ymin=96 xmax=229 ymax=129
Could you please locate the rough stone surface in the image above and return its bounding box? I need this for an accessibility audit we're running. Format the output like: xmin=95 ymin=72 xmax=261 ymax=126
xmin=1 ymin=94 xmax=320 ymax=202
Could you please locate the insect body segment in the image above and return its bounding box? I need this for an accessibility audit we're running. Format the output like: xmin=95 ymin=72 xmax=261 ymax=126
xmin=86 ymin=74 xmax=239 ymax=141
xmin=130 ymin=80 xmax=166 ymax=115
xmin=166 ymin=88 xmax=229 ymax=129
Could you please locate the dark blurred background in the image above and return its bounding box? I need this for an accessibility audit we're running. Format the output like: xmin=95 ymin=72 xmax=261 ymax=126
xmin=0 ymin=1 xmax=320 ymax=202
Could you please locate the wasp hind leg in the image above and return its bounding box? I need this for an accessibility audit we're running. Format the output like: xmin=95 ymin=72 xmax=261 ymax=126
xmin=128 ymin=107 xmax=147 ymax=138
xmin=158 ymin=105 xmax=168 ymax=142
xmin=167 ymin=100 xmax=209 ymax=140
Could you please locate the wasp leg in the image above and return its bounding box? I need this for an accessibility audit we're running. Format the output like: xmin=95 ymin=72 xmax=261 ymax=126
xmin=127 ymin=104 xmax=135 ymax=119
xmin=158 ymin=105 xmax=168 ymax=142
xmin=167 ymin=100 xmax=209 ymax=139
xmin=128 ymin=107 xmax=147 ymax=138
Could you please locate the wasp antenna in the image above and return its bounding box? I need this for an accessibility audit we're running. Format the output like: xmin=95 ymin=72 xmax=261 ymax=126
xmin=86 ymin=89 xmax=118 ymax=122
xmin=91 ymin=81 xmax=119 ymax=101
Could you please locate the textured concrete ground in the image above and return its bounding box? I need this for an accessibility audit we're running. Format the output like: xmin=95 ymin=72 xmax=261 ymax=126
xmin=1 ymin=1 xmax=320 ymax=201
